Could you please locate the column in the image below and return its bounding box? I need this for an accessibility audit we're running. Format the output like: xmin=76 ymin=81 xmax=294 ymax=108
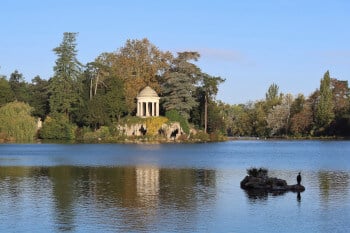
xmin=137 ymin=102 xmax=140 ymax=116
xmin=146 ymin=102 xmax=149 ymax=117
xmin=153 ymin=102 xmax=157 ymax=116
xmin=156 ymin=100 xmax=159 ymax=116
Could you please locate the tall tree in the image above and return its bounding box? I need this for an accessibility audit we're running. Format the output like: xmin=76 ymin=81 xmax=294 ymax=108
xmin=49 ymin=32 xmax=83 ymax=120
xmin=315 ymin=71 xmax=334 ymax=133
xmin=162 ymin=52 xmax=201 ymax=120
xmin=265 ymin=83 xmax=281 ymax=109
xmin=198 ymin=74 xmax=224 ymax=133
xmin=113 ymin=38 xmax=172 ymax=114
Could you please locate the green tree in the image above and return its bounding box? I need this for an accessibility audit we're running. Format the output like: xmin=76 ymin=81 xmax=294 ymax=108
xmin=315 ymin=71 xmax=334 ymax=134
xmin=9 ymin=70 xmax=29 ymax=102
xmin=165 ymin=109 xmax=190 ymax=134
xmin=28 ymin=76 xmax=50 ymax=119
xmin=0 ymin=101 xmax=36 ymax=141
xmin=0 ymin=76 xmax=14 ymax=106
xmin=104 ymin=76 xmax=127 ymax=122
xmin=162 ymin=52 xmax=201 ymax=120
xmin=49 ymin=32 xmax=83 ymax=120
xmin=265 ymin=83 xmax=282 ymax=109
xmin=198 ymin=74 xmax=224 ymax=133
xmin=39 ymin=114 xmax=76 ymax=140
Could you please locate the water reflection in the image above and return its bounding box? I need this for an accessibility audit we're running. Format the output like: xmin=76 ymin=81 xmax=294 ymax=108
xmin=0 ymin=166 xmax=216 ymax=232
xmin=243 ymin=189 xmax=294 ymax=202
xmin=318 ymin=171 xmax=349 ymax=205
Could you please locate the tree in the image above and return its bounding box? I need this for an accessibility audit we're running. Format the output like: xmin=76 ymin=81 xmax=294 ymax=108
xmin=199 ymin=74 xmax=224 ymax=133
xmin=266 ymin=83 xmax=279 ymax=101
xmin=28 ymin=76 xmax=50 ymax=119
xmin=331 ymin=79 xmax=349 ymax=117
xmin=162 ymin=52 xmax=201 ymax=120
xmin=113 ymin=38 xmax=172 ymax=114
xmin=9 ymin=70 xmax=29 ymax=102
xmin=0 ymin=101 xmax=37 ymax=141
xmin=266 ymin=94 xmax=293 ymax=136
xmin=39 ymin=114 xmax=76 ymax=140
xmin=315 ymin=71 xmax=334 ymax=134
xmin=104 ymin=76 xmax=127 ymax=122
xmin=290 ymin=101 xmax=313 ymax=136
xmin=49 ymin=32 xmax=83 ymax=120
xmin=0 ymin=76 xmax=14 ymax=106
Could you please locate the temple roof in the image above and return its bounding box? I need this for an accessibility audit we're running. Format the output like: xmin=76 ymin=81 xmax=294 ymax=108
xmin=137 ymin=86 xmax=159 ymax=98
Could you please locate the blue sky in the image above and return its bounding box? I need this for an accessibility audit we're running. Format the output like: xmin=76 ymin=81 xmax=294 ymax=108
xmin=1 ymin=0 xmax=349 ymax=104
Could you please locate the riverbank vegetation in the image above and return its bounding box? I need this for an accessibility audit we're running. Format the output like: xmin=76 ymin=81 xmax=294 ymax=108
xmin=0 ymin=32 xmax=349 ymax=142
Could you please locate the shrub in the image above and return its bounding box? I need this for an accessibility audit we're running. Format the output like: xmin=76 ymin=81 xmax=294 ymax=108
xmin=39 ymin=114 xmax=77 ymax=140
xmin=247 ymin=167 xmax=268 ymax=178
xmin=0 ymin=101 xmax=36 ymax=142
xmin=145 ymin=117 xmax=168 ymax=136
xmin=165 ymin=110 xmax=189 ymax=134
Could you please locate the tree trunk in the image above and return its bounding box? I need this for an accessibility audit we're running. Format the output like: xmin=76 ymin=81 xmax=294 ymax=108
xmin=204 ymin=94 xmax=208 ymax=134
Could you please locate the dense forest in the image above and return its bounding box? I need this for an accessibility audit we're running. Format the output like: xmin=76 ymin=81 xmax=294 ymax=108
xmin=0 ymin=32 xmax=349 ymax=142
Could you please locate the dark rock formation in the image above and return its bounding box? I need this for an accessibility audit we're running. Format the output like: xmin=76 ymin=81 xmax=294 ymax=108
xmin=240 ymin=175 xmax=305 ymax=193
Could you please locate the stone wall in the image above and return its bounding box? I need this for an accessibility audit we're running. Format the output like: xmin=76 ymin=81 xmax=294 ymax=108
xmin=117 ymin=122 xmax=184 ymax=140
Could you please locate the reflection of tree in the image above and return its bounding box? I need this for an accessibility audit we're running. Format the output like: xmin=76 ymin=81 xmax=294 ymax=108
xmin=0 ymin=166 xmax=217 ymax=232
xmin=49 ymin=166 xmax=77 ymax=232
xmin=318 ymin=171 xmax=349 ymax=203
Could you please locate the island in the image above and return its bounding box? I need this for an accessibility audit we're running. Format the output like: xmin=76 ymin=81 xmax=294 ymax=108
xmin=240 ymin=168 xmax=305 ymax=193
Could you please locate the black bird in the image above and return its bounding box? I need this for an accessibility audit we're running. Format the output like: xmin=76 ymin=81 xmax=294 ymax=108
xmin=297 ymin=172 xmax=302 ymax=185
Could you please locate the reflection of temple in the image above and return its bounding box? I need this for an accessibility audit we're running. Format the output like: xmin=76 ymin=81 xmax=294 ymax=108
xmin=136 ymin=167 xmax=160 ymax=204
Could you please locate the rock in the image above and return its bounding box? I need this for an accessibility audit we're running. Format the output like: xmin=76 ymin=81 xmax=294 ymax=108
xmin=240 ymin=175 xmax=305 ymax=193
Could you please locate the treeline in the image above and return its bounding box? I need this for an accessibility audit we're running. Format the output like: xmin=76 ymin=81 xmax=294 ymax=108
xmin=0 ymin=32 xmax=224 ymax=141
xmin=0 ymin=32 xmax=349 ymax=142
xmin=219 ymin=72 xmax=350 ymax=138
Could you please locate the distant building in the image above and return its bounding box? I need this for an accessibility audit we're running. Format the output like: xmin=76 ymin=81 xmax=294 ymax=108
xmin=136 ymin=86 xmax=160 ymax=117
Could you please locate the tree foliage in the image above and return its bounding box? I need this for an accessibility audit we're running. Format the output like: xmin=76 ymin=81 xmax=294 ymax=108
xmin=315 ymin=71 xmax=335 ymax=134
xmin=113 ymin=38 xmax=172 ymax=114
xmin=0 ymin=77 xmax=14 ymax=106
xmin=39 ymin=114 xmax=76 ymax=140
xmin=162 ymin=52 xmax=201 ymax=120
xmin=0 ymin=101 xmax=36 ymax=141
xmin=49 ymin=32 xmax=83 ymax=119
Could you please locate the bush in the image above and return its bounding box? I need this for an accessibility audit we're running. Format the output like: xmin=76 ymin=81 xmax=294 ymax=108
xmin=0 ymin=101 xmax=36 ymax=142
xmin=145 ymin=117 xmax=168 ymax=136
xmin=39 ymin=114 xmax=77 ymax=140
xmin=247 ymin=167 xmax=268 ymax=178
xmin=165 ymin=110 xmax=190 ymax=134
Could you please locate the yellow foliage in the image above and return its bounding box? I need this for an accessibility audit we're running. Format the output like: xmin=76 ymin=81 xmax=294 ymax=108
xmin=145 ymin=117 xmax=168 ymax=136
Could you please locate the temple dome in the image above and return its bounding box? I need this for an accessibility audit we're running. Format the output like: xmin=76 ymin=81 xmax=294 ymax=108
xmin=137 ymin=86 xmax=159 ymax=98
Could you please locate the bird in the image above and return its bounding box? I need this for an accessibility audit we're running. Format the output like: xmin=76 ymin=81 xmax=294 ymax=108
xmin=297 ymin=172 xmax=302 ymax=185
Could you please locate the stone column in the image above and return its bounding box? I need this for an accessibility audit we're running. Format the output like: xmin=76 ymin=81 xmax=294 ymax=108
xmin=137 ymin=102 xmax=140 ymax=116
xmin=146 ymin=102 xmax=149 ymax=116
xmin=153 ymin=102 xmax=157 ymax=116
xmin=156 ymin=100 xmax=159 ymax=116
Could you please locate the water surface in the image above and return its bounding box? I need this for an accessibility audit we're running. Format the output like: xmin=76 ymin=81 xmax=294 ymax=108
xmin=0 ymin=141 xmax=349 ymax=232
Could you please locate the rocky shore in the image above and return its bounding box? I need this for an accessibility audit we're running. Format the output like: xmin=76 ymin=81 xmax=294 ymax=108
xmin=240 ymin=168 xmax=305 ymax=193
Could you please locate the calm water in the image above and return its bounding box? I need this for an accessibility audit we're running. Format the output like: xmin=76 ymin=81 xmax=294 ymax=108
xmin=0 ymin=141 xmax=349 ymax=233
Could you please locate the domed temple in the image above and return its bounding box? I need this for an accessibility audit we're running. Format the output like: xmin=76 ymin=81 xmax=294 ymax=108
xmin=136 ymin=86 xmax=160 ymax=117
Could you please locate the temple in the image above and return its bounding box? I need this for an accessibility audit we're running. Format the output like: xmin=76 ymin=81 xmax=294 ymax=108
xmin=136 ymin=86 xmax=160 ymax=117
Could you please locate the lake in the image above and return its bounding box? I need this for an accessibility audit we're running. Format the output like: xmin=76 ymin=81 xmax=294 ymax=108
xmin=0 ymin=141 xmax=349 ymax=232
